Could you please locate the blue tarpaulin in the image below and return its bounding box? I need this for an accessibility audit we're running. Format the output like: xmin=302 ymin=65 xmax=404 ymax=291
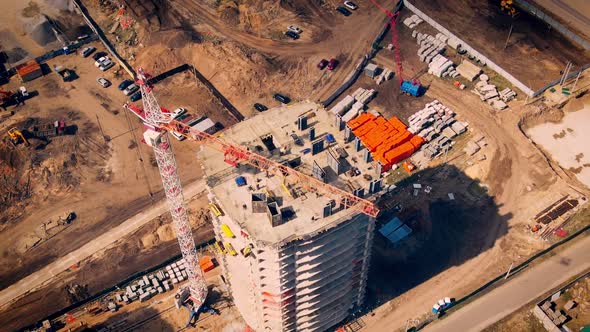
xmin=235 ymin=176 xmax=246 ymax=187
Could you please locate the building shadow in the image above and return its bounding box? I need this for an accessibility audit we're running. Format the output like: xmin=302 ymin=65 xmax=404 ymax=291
xmin=363 ymin=162 xmax=511 ymax=314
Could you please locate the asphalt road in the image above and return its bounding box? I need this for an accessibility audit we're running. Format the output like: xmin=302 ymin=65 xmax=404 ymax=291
xmin=0 ymin=179 xmax=205 ymax=310
xmin=424 ymin=234 xmax=590 ymax=332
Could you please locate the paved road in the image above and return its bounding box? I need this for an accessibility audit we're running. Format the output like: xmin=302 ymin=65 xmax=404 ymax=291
xmin=424 ymin=235 xmax=590 ymax=332
xmin=0 ymin=180 xmax=205 ymax=309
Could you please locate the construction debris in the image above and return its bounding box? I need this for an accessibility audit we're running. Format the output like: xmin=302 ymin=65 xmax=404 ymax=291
xmin=473 ymin=81 xmax=508 ymax=110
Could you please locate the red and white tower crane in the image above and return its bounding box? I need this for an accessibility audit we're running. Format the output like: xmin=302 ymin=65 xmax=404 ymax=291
xmin=368 ymin=0 xmax=422 ymax=96
xmin=130 ymin=68 xmax=208 ymax=308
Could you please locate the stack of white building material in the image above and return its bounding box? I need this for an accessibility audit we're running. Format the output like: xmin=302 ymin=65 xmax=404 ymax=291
xmin=499 ymin=88 xmax=517 ymax=102
xmin=342 ymin=101 xmax=364 ymax=122
xmin=375 ymin=68 xmax=394 ymax=85
xmin=329 ymin=95 xmax=355 ymax=115
xmin=428 ymin=54 xmax=459 ymax=78
xmin=403 ymin=14 xmax=423 ymax=29
xmin=456 ymin=60 xmax=482 ymax=81
xmin=415 ymin=33 xmax=447 ymax=64
xmin=474 ymin=81 xmax=508 ymax=110
xmin=407 ymin=100 xmax=468 ymax=160
xmin=356 ymin=88 xmax=376 ymax=105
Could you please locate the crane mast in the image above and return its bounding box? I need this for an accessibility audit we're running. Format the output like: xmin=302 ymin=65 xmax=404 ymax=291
xmin=133 ymin=68 xmax=208 ymax=308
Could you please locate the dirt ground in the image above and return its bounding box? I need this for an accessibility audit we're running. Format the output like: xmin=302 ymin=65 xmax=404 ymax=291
xmin=83 ymin=0 xmax=399 ymax=116
xmin=360 ymin=73 xmax=588 ymax=330
xmin=0 ymin=193 xmax=214 ymax=332
xmin=411 ymin=0 xmax=590 ymax=91
xmin=58 ymin=265 xmax=246 ymax=332
xmin=1 ymin=0 xmax=589 ymax=331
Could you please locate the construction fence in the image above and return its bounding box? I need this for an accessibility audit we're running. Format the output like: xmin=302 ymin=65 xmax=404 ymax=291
xmin=514 ymin=0 xmax=590 ymax=51
xmin=403 ymin=0 xmax=536 ymax=97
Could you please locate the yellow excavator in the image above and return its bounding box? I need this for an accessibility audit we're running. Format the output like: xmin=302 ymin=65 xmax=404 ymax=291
xmin=7 ymin=128 xmax=29 ymax=146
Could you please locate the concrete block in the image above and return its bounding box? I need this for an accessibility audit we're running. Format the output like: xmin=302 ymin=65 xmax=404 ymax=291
xmin=451 ymin=122 xmax=467 ymax=135
xmin=139 ymin=292 xmax=152 ymax=302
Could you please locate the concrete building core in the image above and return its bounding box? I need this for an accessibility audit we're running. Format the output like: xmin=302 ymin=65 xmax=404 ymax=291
xmin=200 ymin=102 xmax=381 ymax=331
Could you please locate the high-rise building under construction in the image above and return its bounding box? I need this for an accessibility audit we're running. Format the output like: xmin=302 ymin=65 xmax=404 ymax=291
xmin=200 ymin=102 xmax=383 ymax=331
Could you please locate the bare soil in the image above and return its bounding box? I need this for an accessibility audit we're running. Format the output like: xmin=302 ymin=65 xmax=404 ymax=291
xmin=0 ymin=195 xmax=214 ymax=332
xmin=411 ymin=0 xmax=590 ymax=91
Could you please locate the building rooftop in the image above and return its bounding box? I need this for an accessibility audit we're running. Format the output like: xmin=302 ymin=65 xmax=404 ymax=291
xmin=199 ymin=102 xmax=381 ymax=246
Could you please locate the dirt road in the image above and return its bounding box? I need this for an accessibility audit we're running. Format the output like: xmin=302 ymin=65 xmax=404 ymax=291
xmin=168 ymin=0 xmax=395 ymax=101
xmin=424 ymin=235 xmax=590 ymax=332
xmin=0 ymin=179 xmax=205 ymax=309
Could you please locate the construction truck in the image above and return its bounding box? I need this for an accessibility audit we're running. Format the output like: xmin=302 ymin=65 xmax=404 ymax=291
xmin=400 ymin=80 xmax=422 ymax=97
xmin=7 ymin=128 xmax=29 ymax=146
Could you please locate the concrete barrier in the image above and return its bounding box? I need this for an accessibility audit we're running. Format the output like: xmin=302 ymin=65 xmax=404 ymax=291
xmin=514 ymin=0 xmax=590 ymax=50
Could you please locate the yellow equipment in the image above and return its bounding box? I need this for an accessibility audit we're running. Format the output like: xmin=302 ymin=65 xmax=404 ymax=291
xmin=225 ymin=242 xmax=237 ymax=256
xmin=7 ymin=128 xmax=29 ymax=146
xmin=221 ymin=224 xmax=235 ymax=238
xmin=209 ymin=203 xmax=223 ymax=217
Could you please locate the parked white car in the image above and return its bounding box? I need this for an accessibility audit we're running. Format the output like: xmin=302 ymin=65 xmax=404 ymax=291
xmin=344 ymin=1 xmax=358 ymax=10
xmin=96 ymin=77 xmax=111 ymax=88
xmin=287 ymin=25 xmax=302 ymax=34
xmin=99 ymin=60 xmax=114 ymax=71
xmin=94 ymin=56 xmax=109 ymax=67
xmin=171 ymin=107 xmax=187 ymax=119
xmin=123 ymin=83 xmax=139 ymax=96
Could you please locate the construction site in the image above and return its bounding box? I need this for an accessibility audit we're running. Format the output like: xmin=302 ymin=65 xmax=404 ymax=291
xmin=0 ymin=0 xmax=589 ymax=331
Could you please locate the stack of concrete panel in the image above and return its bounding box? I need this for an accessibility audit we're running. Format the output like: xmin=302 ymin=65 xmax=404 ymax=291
xmin=403 ymin=14 xmax=423 ymax=29
xmin=329 ymin=95 xmax=355 ymax=116
xmin=364 ymin=63 xmax=380 ymax=78
xmin=435 ymin=33 xmax=449 ymax=44
xmin=342 ymin=102 xmax=363 ymax=122
xmin=408 ymin=100 xmax=468 ymax=161
xmin=447 ymin=37 xmax=461 ymax=50
xmin=428 ymin=54 xmax=458 ymax=78
xmin=139 ymin=292 xmax=152 ymax=302
xmin=375 ymin=68 xmax=394 ymax=85
xmin=499 ymin=88 xmax=516 ymax=102
xmin=456 ymin=60 xmax=482 ymax=81
xmin=473 ymin=81 xmax=509 ymax=110
xmin=357 ymin=89 xmax=376 ymax=104
xmin=415 ymin=33 xmax=446 ymax=64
